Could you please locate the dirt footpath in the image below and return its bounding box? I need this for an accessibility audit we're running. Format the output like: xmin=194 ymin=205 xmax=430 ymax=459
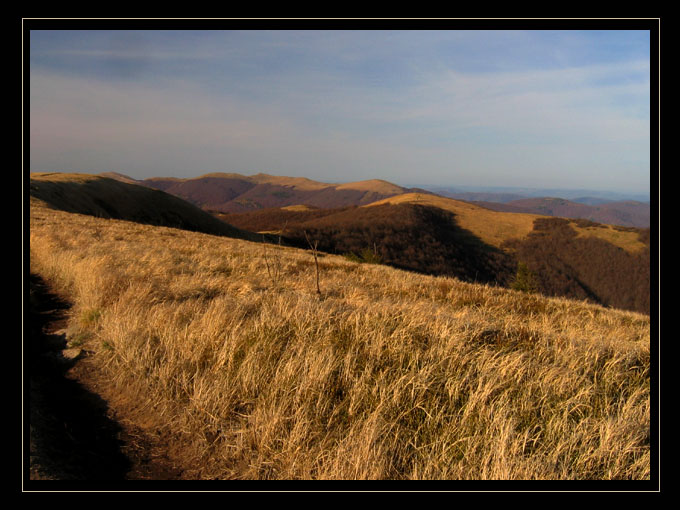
xmin=26 ymin=274 xmax=185 ymax=484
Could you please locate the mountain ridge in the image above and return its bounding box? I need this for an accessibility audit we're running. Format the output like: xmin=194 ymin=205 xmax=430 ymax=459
xmin=473 ymin=196 xmax=650 ymax=228
xmin=102 ymin=172 xmax=650 ymax=227
xmin=110 ymin=172 xmax=430 ymax=213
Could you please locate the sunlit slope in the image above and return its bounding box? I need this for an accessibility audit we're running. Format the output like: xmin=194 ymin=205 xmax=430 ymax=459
xmin=29 ymin=172 xmax=260 ymax=242
xmin=366 ymin=192 xmax=647 ymax=253
xmin=29 ymin=201 xmax=651 ymax=480
xmin=365 ymin=193 xmax=542 ymax=248
xmin=139 ymin=172 xmax=418 ymax=212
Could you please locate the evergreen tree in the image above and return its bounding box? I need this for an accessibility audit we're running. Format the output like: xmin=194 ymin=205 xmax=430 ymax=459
xmin=511 ymin=261 xmax=538 ymax=293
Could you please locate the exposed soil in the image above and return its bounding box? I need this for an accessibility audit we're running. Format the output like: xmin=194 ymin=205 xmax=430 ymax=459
xmin=26 ymin=274 xmax=186 ymax=485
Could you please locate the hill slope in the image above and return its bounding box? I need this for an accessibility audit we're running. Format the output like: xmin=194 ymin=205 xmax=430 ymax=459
xmin=29 ymin=173 xmax=260 ymax=242
xmin=365 ymin=193 xmax=542 ymax=249
xmin=219 ymin=193 xmax=650 ymax=314
xmin=365 ymin=193 xmax=648 ymax=253
xmin=28 ymin=200 xmax=651 ymax=480
xmin=137 ymin=172 xmax=425 ymax=212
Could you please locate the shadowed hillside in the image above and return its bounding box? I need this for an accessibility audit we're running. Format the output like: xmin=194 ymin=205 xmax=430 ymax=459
xmin=215 ymin=206 xmax=358 ymax=233
xmin=29 ymin=173 xmax=261 ymax=242
xmin=218 ymin=203 xmax=515 ymax=285
xmin=283 ymin=203 xmax=515 ymax=287
xmin=502 ymin=218 xmax=651 ymax=315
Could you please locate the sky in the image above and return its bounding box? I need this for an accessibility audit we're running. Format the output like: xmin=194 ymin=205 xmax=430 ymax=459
xmin=29 ymin=28 xmax=652 ymax=195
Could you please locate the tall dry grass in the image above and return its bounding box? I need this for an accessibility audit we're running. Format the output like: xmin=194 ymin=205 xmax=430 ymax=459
xmin=28 ymin=200 xmax=651 ymax=480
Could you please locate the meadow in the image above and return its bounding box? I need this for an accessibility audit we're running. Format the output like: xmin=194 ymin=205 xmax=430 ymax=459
xmin=29 ymin=198 xmax=651 ymax=480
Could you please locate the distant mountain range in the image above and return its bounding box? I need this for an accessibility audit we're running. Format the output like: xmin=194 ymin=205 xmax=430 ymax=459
xmin=469 ymin=197 xmax=650 ymax=229
xmin=101 ymin=172 xmax=650 ymax=228
xmin=425 ymin=185 xmax=650 ymax=204
xmin=102 ymin=172 xmax=430 ymax=214
xmin=420 ymin=187 xmax=651 ymax=228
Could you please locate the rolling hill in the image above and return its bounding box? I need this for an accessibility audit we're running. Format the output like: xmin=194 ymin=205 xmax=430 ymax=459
xmin=28 ymin=191 xmax=651 ymax=480
xmin=363 ymin=193 xmax=648 ymax=253
xmin=220 ymin=192 xmax=650 ymax=314
xmin=29 ymin=172 xmax=651 ymax=315
xmin=429 ymin=188 xmax=650 ymax=228
xmin=474 ymin=197 xmax=650 ymax=228
xmin=29 ymin=173 xmax=261 ymax=242
xmin=135 ymin=172 xmax=429 ymax=213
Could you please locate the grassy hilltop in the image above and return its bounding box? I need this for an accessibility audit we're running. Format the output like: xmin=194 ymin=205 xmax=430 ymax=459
xmin=28 ymin=179 xmax=651 ymax=480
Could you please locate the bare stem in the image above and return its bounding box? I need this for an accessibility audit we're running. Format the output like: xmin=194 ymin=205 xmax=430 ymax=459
xmin=304 ymin=230 xmax=321 ymax=295
xmin=263 ymin=235 xmax=274 ymax=284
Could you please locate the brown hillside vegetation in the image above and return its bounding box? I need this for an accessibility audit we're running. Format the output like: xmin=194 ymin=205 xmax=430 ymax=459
xmin=28 ymin=197 xmax=651 ymax=480
xmin=218 ymin=203 xmax=514 ymax=285
xmin=215 ymin=206 xmax=358 ymax=234
xmin=502 ymin=218 xmax=651 ymax=315
xmin=285 ymin=203 xmax=515 ymax=286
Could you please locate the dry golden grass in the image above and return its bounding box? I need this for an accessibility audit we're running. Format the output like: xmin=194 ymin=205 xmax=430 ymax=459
xmin=571 ymin=223 xmax=648 ymax=253
xmin=29 ymin=200 xmax=651 ymax=480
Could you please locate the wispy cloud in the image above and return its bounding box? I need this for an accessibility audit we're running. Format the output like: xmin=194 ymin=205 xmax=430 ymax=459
xmin=29 ymin=29 xmax=651 ymax=192
xmin=34 ymin=48 xmax=217 ymax=60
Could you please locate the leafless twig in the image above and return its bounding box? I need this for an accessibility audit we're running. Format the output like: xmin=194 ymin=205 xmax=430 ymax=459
xmin=304 ymin=230 xmax=321 ymax=296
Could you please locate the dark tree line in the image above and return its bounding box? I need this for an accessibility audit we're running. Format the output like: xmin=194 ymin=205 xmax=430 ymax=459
xmin=215 ymin=206 xmax=357 ymax=233
xmin=502 ymin=218 xmax=650 ymax=314
xmin=283 ymin=203 xmax=515 ymax=286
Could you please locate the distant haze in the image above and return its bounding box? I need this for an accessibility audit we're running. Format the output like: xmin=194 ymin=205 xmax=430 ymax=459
xmin=30 ymin=26 xmax=651 ymax=196
xmin=420 ymin=185 xmax=650 ymax=204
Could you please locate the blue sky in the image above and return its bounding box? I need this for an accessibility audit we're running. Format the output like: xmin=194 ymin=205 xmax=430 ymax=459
xmin=29 ymin=29 xmax=651 ymax=194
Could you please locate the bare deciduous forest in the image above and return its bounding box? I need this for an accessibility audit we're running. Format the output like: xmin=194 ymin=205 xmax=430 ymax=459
xmin=502 ymin=218 xmax=650 ymax=315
